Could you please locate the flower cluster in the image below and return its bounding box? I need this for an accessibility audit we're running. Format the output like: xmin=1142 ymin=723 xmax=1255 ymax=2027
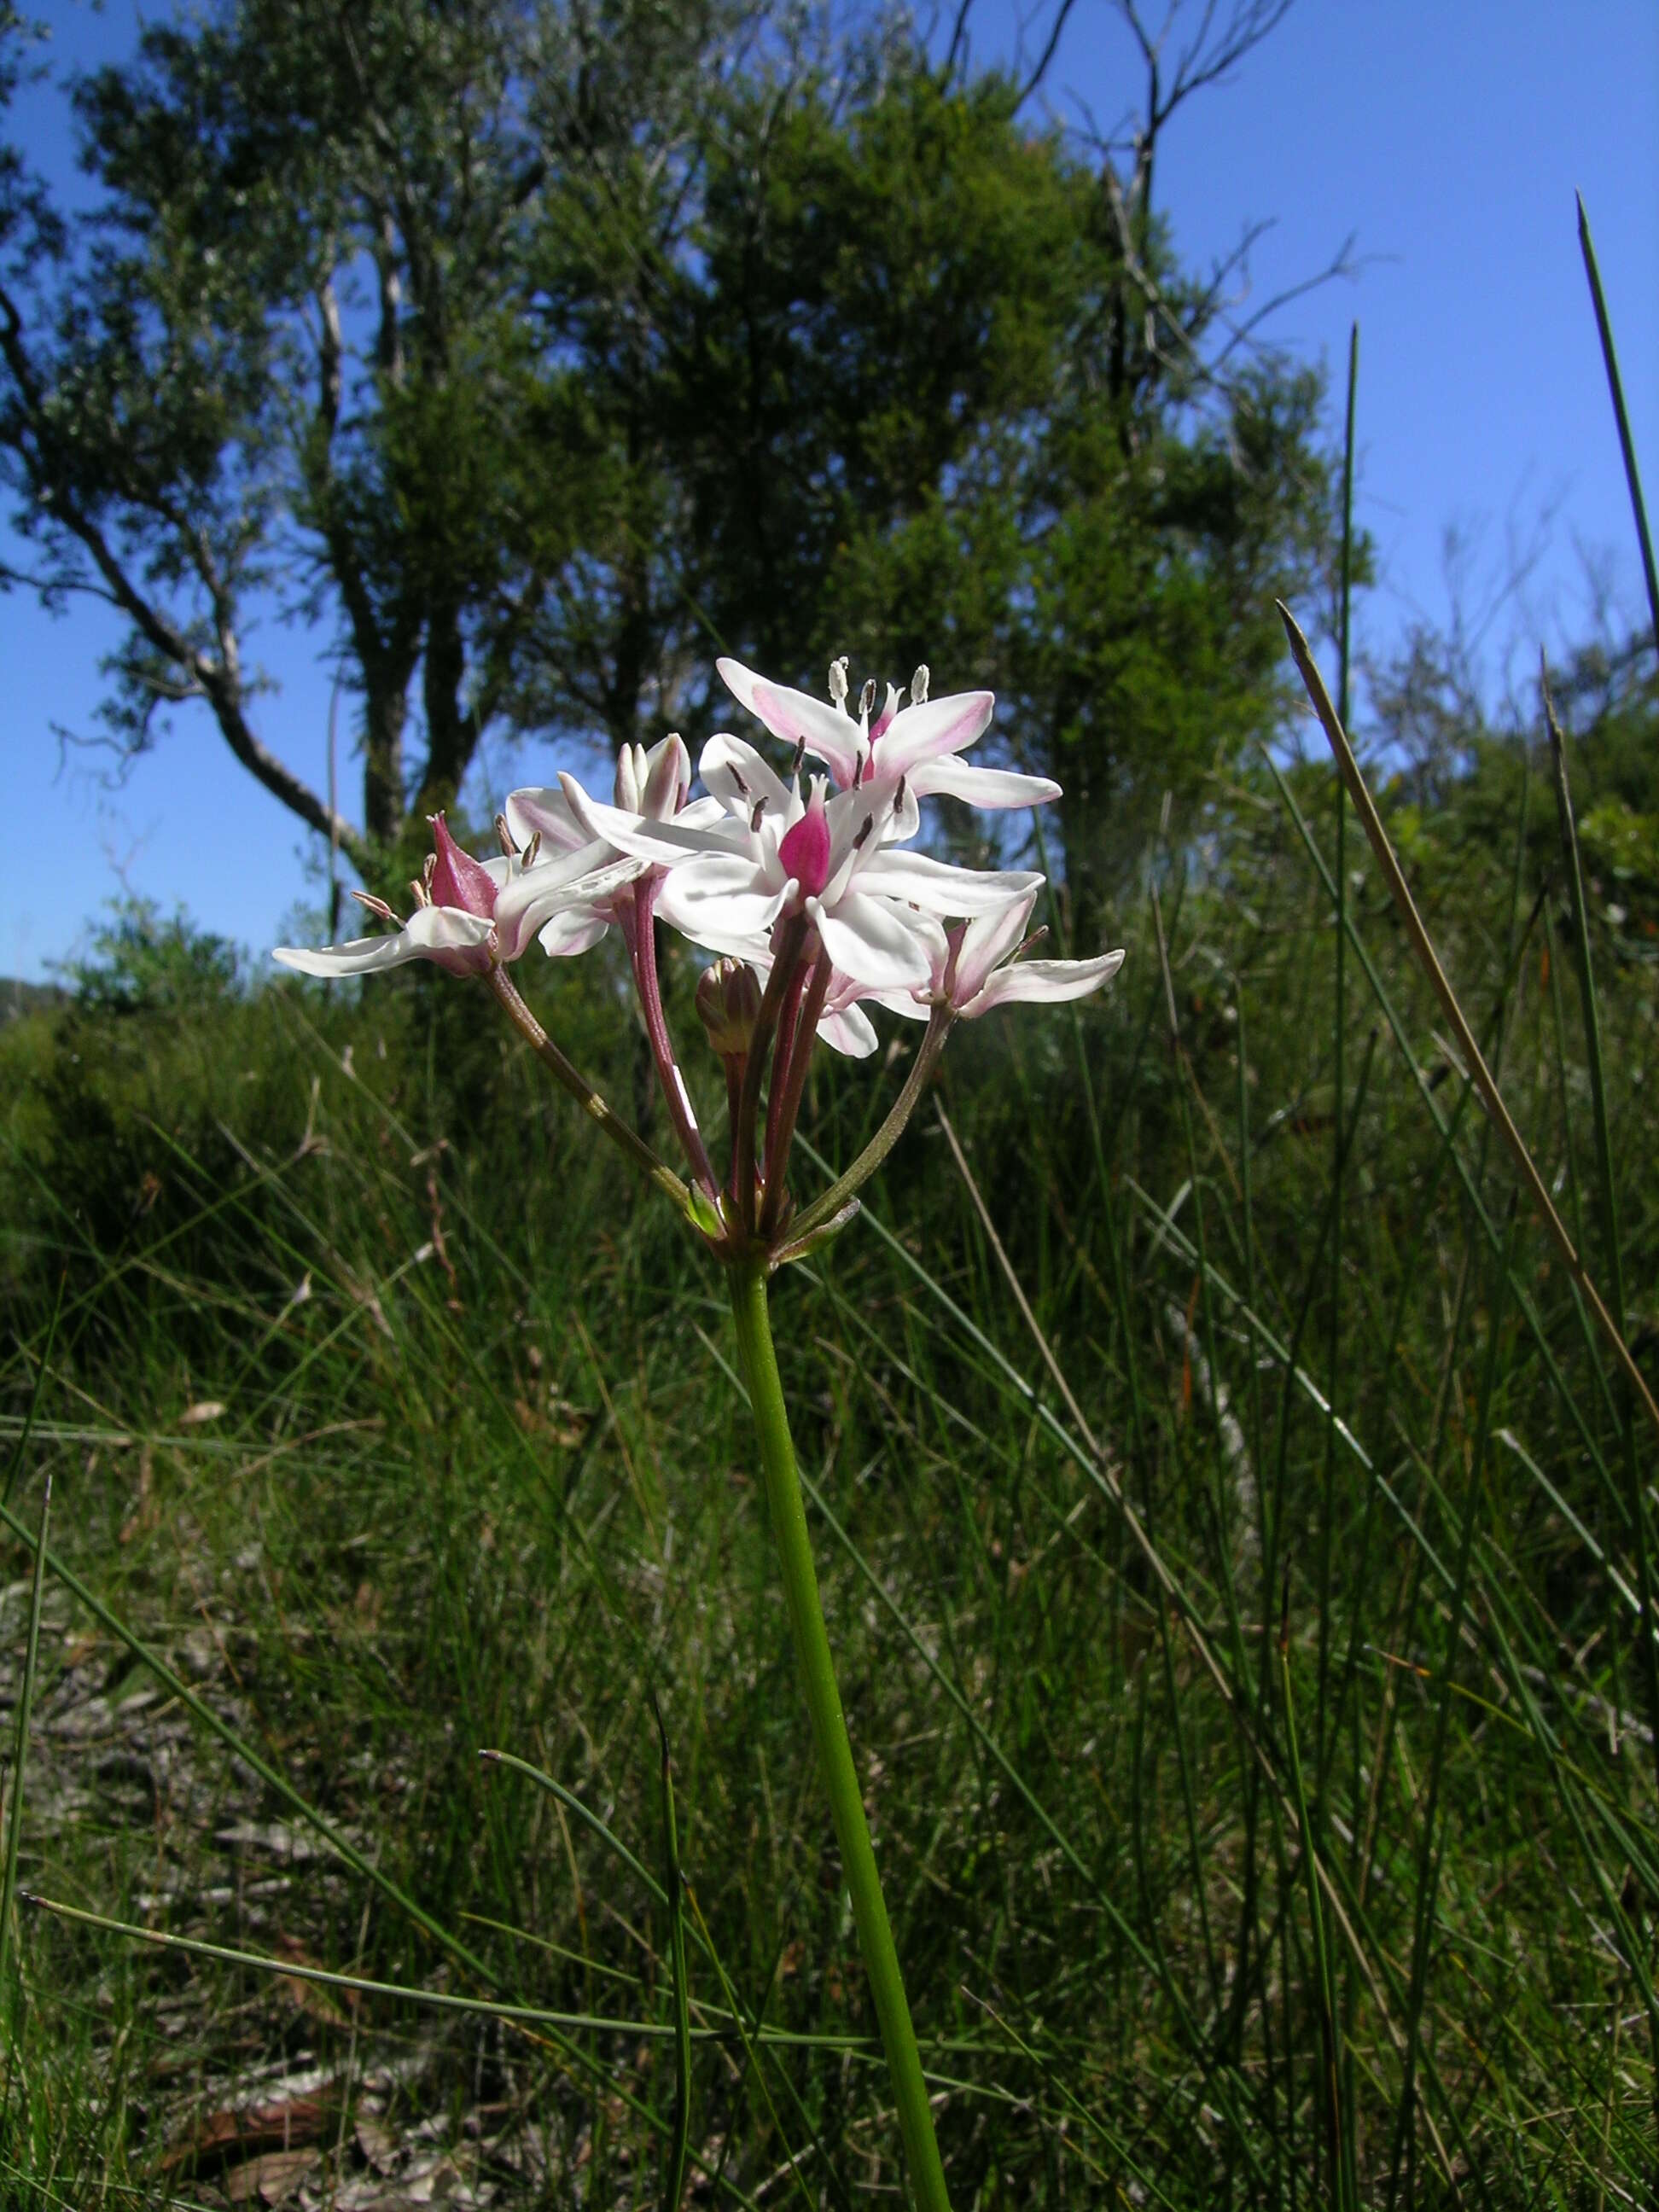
xmin=275 ymin=658 xmax=1124 ymax=1260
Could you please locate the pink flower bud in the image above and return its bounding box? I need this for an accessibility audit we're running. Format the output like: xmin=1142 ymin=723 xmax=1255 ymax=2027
xmin=428 ymin=815 xmax=498 ymax=919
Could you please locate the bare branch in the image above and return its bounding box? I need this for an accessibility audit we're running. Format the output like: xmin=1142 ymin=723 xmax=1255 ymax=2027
xmin=944 ymin=0 xmax=975 ymax=81
xmin=1017 ymin=0 xmax=1080 ymax=103
xmin=2 ymin=280 xmax=368 ymax=868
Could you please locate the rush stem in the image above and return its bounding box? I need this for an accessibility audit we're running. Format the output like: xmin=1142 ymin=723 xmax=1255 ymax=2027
xmin=485 ymin=967 xmax=693 ymax=1220
xmin=726 ymin=1260 xmax=952 ymax=2212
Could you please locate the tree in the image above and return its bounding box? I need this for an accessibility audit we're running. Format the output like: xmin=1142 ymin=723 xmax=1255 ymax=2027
xmin=3 ymin=0 xmax=1343 ymax=928
xmin=0 ymin=0 xmax=760 ymax=864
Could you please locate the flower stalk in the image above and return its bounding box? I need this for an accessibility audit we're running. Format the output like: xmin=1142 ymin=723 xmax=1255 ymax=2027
xmin=271 ymin=653 xmax=1126 ymax=2208
xmin=484 ymin=966 xmax=694 ymax=1221
xmin=727 ymin=1257 xmax=952 ymax=2212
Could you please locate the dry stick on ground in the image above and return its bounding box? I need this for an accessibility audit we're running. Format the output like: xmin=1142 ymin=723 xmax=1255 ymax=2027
xmin=931 ymin=1103 xmax=1460 ymax=2192
xmin=1275 ymin=601 xmax=1659 ymax=1452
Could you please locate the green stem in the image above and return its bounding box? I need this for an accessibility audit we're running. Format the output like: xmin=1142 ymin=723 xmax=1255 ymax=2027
xmin=726 ymin=1260 xmax=952 ymax=2212
xmin=788 ymin=1010 xmax=953 ymax=1245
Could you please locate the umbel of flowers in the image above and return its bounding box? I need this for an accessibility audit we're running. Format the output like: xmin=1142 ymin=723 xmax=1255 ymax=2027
xmin=276 ymin=658 xmax=1123 ymax=2212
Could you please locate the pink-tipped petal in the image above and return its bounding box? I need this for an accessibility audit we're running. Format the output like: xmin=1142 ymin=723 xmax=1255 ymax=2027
xmin=719 ymin=657 xmax=864 ymax=787
xmin=876 ymin=690 xmax=994 ymax=775
xmin=503 ymin=783 xmax=591 ymax=854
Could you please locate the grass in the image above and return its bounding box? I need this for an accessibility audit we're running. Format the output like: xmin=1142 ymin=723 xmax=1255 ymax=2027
xmin=0 ymin=714 xmax=1655 ymax=2210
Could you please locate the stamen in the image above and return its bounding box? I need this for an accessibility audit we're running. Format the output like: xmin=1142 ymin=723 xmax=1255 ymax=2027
xmin=409 ymin=876 xmax=430 ymax=910
xmin=750 ymin=797 xmax=766 ymax=832
xmin=523 ymin=830 xmax=541 ymax=869
xmin=911 ymin=662 xmax=930 ymax=705
xmin=789 ymin=736 xmax=806 ymax=780
xmin=730 ymin=768 xmax=751 ymax=800
xmin=859 ymin=676 xmax=877 ymax=719
xmin=828 ymin=655 xmax=849 ymax=709
xmin=495 ymin=812 xmax=515 ymax=856
xmin=894 ymin=775 xmax=908 ymax=812
xmin=853 ymin=813 xmax=876 ymax=850
xmin=352 ymin=890 xmax=402 ymax=925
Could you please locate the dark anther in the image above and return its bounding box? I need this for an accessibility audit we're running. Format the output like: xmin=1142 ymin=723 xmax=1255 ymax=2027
xmin=859 ymin=677 xmax=877 ymax=717
xmin=750 ymin=798 xmax=766 ymax=832
xmin=853 ymin=813 xmax=876 ymax=850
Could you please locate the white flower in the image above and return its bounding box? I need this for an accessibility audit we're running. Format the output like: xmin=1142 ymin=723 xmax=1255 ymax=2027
xmin=717 ymin=656 xmax=1061 ymax=817
xmin=877 ymin=884 xmax=1125 ymax=1020
xmin=561 ymin=760 xmax=1043 ymax=991
xmin=504 ymin=734 xmax=722 ymax=956
xmin=272 ymin=816 xmax=634 ymax=980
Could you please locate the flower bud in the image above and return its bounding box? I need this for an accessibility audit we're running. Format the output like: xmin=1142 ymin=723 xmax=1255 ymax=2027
xmin=696 ymin=957 xmax=763 ymax=1059
xmin=641 ymin=732 xmax=690 ymax=818
xmin=614 ymin=742 xmax=648 ymax=812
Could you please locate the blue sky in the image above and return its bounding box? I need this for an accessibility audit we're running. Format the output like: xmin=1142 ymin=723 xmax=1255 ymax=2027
xmin=3 ymin=0 xmax=1656 ymax=982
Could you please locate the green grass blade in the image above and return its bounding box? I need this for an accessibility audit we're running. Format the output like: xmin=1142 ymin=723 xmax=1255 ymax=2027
xmin=0 ymin=1473 xmax=50 ymax=2008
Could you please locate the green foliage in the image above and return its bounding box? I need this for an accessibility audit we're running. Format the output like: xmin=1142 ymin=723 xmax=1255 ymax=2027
xmin=62 ymin=895 xmax=242 ymax=1014
xmin=3 ymin=707 xmax=1657 ymax=2200
xmin=3 ymin=0 xmax=1343 ymax=899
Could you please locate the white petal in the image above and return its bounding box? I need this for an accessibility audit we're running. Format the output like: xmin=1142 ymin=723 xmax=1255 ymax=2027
xmin=718 ymin=657 xmax=864 ymax=786
xmin=700 ymin=731 xmax=795 ymax=823
xmin=812 ymin=893 xmax=942 ymax=988
xmin=272 ymin=905 xmax=493 ymax=977
xmin=911 ymin=759 xmax=1062 ymax=811
xmin=969 ymin=949 xmax=1126 ymax=1015
xmin=504 ymin=783 xmax=591 ymax=853
xmin=656 ymin=859 xmax=787 ymax=952
xmin=875 ymin=690 xmax=994 ymax=774
xmin=817 ymin=1004 xmax=881 ymax=1058
xmin=493 ymin=848 xmax=640 ymax=958
xmin=853 ymin=850 xmax=1045 ymax=917
xmin=560 ymin=775 xmax=746 ymax=863
xmin=953 ymin=886 xmax=1041 ymax=1003
xmin=869 ymin=985 xmax=932 ymax=1022
xmin=876 ymin=777 xmax=922 ymax=844
xmin=537 ymin=910 xmax=613 ymax=958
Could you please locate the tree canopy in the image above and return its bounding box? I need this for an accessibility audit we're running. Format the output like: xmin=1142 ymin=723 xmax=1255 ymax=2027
xmin=1 ymin=0 xmax=1342 ymax=917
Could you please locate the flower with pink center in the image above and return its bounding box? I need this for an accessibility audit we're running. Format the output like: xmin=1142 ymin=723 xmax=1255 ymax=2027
xmin=716 ymin=655 xmax=1061 ymax=819
xmin=503 ymin=735 xmax=722 ymax=957
xmin=272 ymin=814 xmax=635 ymax=980
xmin=560 ymin=763 xmax=1042 ymax=992
xmin=875 ymin=883 xmax=1125 ymax=1022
